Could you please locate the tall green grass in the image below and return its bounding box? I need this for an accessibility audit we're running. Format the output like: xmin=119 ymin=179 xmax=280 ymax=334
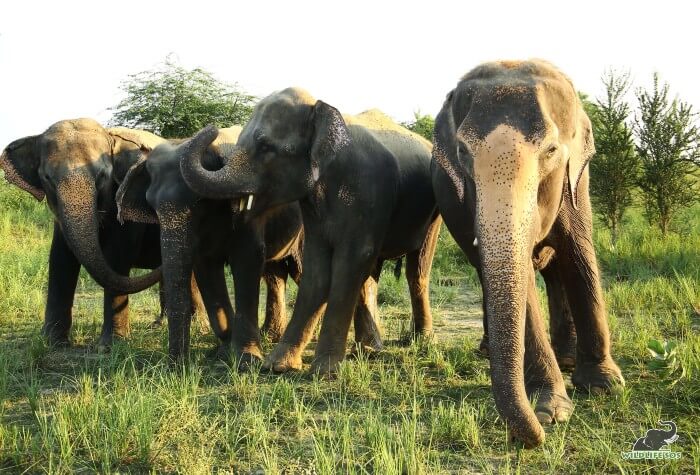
xmin=1 ymin=175 xmax=698 ymax=473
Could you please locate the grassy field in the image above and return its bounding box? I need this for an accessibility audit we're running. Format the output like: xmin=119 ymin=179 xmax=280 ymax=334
xmin=0 ymin=178 xmax=698 ymax=474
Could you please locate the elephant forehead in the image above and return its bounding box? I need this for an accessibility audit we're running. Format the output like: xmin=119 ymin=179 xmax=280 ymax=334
xmin=42 ymin=133 xmax=111 ymax=170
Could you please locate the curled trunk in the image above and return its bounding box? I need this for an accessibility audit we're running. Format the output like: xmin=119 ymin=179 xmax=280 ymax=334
xmin=179 ymin=125 xmax=240 ymax=199
xmin=57 ymin=171 xmax=161 ymax=294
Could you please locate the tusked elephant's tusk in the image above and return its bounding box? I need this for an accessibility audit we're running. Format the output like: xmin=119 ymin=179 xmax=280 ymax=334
xmin=473 ymin=237 xmax=478 ymax=247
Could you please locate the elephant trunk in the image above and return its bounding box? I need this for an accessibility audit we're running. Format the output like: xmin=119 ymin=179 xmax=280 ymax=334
xmin=179 ymin=125 xmax=244 ymax=199
xmin=473 ymin=135 xmax=544 ymax=447
xmin=56 ymin=170 xmax=161 ymax=294
xmin=477 ymin=202 xmax=544 ymax=447
xmin=659 ymin=420 xmax=677 ymax=438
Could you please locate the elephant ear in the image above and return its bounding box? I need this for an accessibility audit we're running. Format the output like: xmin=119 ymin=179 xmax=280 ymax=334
xmin=109 ymin=128 xmax=166 ymax=184
xmin=309 ymin=100 xmax=351 ymax=181
xmin=0 ymin=135 xmax=45 ymax=201
xmin=116 ymin=158 xmax=158 ymax=224
xmin=567 ymin=110 xmax=595 ymax=210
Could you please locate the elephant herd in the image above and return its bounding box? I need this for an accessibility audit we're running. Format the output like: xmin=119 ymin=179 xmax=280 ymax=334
xmin=0 ymin=59 xmax=625 ymax=448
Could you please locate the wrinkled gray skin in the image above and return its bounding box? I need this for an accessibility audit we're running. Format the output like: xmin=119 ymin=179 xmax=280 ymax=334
xmin=632 ymin=421 xmax=678 ymax=451
xmin=0 ymin=119 xmax=185 ymax=347
xmin=179 ymin=88 xmax=441 ymax=374
xmin=117 ymin=127 xmax=304 ymax=364
xmin=432 ymin=60 xmax=624 ymax=448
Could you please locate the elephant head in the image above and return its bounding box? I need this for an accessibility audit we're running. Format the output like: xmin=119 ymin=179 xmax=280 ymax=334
xmin=179 ymin=88 xmax=347 ymax=212
xmin=116 ymin=126 xmax=243 ymax=224
xmin=432 ymin=60 xmax=595 ymax=447
xmin=0 ymin=118 xmax=165 ymax=293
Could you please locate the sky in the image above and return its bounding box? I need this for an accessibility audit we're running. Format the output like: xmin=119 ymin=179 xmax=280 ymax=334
xmin=1 ymin=0 xmax=698 ymax=147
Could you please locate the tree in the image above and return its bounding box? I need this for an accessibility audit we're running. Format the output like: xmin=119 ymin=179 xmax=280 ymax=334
xmin=402 ymin=111 xmax=435 ymax=142
xmin=584 ymin=71 xmax=640 ymax=241
xmin=634 ymin=73 xmax=700 ymax=235
xmin=109 ymin=57 xmax=256 ymax=138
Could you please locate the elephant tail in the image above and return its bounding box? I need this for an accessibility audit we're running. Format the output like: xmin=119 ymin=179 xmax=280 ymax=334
xmin=393 ymin=258 xmax=403 ymax=280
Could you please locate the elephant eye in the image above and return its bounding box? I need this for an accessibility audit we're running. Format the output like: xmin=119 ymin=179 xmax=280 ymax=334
xmin=545 ymin=144 xmax=558 ymax=157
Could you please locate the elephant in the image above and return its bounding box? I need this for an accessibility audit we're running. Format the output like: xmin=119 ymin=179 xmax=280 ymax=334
xmin=0 ymin=118 xmax=180 ymax=347
xmin=116 ymin=126 xmax=305 ymax=364
xmin=430 ymin=60 xmax=624 ymax=448
xmin=632 ymin=421 xmax=678 ymax=451
xmin=178 ymin=87 xmax=442 ymax=374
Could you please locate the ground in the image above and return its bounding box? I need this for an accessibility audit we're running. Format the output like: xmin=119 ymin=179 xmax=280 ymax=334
xmin=0 ymin=181 xmax=698 ymax=474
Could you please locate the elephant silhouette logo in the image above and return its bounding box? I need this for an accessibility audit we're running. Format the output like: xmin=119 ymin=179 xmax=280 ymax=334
xmin=621 ymin=420 xmax=682 ymax=460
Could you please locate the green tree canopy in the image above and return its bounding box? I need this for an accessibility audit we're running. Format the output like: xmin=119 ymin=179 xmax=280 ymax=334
xmin=109 ymin=57 xmax=256 ymax=138
xmin=402 ymin=111 xmax=435 ymax=142
xmin=582 ymin=70 xmax=640 ymax=241
xmin=634 ymin=73 xmax=700 ymax=234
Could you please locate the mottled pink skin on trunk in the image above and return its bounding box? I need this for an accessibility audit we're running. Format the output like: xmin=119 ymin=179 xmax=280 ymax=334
xmin=471 ymin=125 xmax=544 ymax=448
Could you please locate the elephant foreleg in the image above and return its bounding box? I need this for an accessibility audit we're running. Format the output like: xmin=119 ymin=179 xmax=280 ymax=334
xmin=523 ymin=267 xmax=573 ymax=424
xmin=228 ymin=225 xmax=265 ymax=369
xmin=264 ymin=236 xmax=331 ymax=373
xmin=554 ymin=205 xmax=624 ymax=393
xmin=192 ymin=258 xmax=234 ymax=347
xmin=311 ymin=245 xmax=376 ymax=374
xmin=43 ymin=222 xmax=80 ymax=346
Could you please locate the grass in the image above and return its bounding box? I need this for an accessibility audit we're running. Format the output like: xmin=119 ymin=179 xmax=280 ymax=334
xmin=0 ymin=177 xmax=699 ymax=473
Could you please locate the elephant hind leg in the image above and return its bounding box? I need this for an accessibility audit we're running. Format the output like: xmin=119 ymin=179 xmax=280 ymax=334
xmin=541 ymin=262 xmax=577 ymax=371
xmin=405 ymin=215 xmax=442 ymax=338
xmin=261 ymin=260 xmax=289 ymax=343
xmin=352 ymin=262 xmax=383 ymax=355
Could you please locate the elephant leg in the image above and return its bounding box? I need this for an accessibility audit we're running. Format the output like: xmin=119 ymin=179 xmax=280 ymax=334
xmin=261 ymin=260 xmax=289 ymax=343
xmin=406 ymin=215 xmax=441 ymax=338
xmin=158 ymin=207 xmax=195 ymax=361
xmin=264 ymin=236 xmax=331 ymax=373
xmin=311 ymin=245 xmax=376 ymax=375
xmin=151 ymin=280 xmax=166 ymax=328
xmin=98 ymin=253 xmax=133 ymax=349
xmin=190 ymin=273 xmax=210 ymax=334
xmin=523 ymin=267 xmax=572 ymax=424
xmin=541 ymin=263 xmax=577 ymax=371
xmin=352 ymin=262 xmax=383 ymax=354
xmin=192 ymin=258 xmax=233 ymax=343
xmin=554 ymin=215 xmax=624 ymax=393
xmin=43 ymin=222 xmax=80 ymax=346
xmin=227 ymin=225 xmax=266 ymax=370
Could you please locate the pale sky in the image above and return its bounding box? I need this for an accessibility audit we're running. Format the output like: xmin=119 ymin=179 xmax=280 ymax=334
xmin=1 ymin=0 xmax=697 ymax=147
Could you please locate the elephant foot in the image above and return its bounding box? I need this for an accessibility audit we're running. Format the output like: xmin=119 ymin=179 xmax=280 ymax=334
xmin=477 ymin=334 xmax=489 ymax=359
xmin=45 ymin=334 xmax=71 ymax=348
xmin=263 ymin=342 xmax=303 ymax=373
xmin=217 ymin=343 xmax=263 ymax=372
xmin=531 ymin=388 xmax=573 ymax=424
xmin=572 ymin=357 xmax=625 ymax=394
xmin=555 ymin=354 xmax=576 ymax=372
xmin=309 ymin=351 xmax=345 ymax=376
xmin=261 ymin=325 xmax=284 ymax=344
xmin=150 ymin=317 xmax=165 ymax=329
xmin=348 ymin=341 xmax=382 ymax=360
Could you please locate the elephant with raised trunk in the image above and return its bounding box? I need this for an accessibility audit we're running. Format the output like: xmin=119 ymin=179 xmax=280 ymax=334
xmin=0 ymin=119 xmax=180 ymax=347
xmin=117 ymin=126 xmax=304 ymax=364
xmin=179 ymin=88 xmax=442 ymax=374
xmin=431 ymin=60 xmax=624 ymax=447
xmin=632 ymin=421 xmax=678 ymax=451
